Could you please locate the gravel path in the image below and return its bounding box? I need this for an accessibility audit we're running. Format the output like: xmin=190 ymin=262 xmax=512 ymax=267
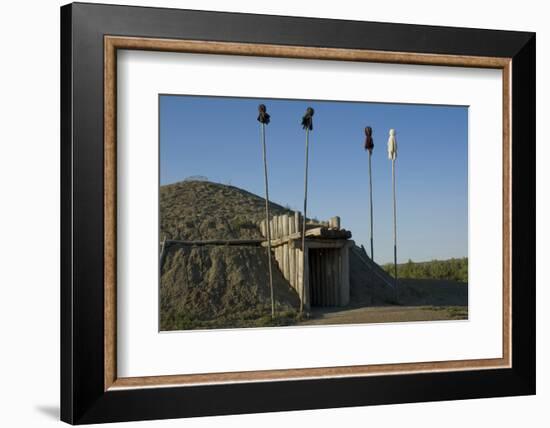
xmin=299 ymin=305 xmax=468 ymax=326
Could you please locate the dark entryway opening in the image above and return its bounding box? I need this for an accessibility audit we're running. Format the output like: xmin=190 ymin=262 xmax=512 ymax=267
xmin=309 ymin=248 xmax=341 ymax=307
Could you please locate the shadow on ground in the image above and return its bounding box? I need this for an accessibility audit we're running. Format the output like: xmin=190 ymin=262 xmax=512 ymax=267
xmin=35 ymin=405 xmax=59 ymax=420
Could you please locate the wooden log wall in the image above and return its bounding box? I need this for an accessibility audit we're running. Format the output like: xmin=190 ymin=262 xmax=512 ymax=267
xmin=259 ymin=212 xmax=351 ymax=308
xmin=308 ymin=248 xmax=342 ymax=307
xmin=260 ymin=212 xmax=304 ymax=298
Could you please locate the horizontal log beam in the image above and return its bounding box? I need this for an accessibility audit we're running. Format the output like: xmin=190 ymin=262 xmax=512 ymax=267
xmin=165 ymin=227 xmax=351 ymax=249
xmin=304 ymin=227 xmax=352 ymax=239
xmin=166 ymin=239 xmax=264 ymax=247
xmin=299 ymin=240 xmax=348 ymax=249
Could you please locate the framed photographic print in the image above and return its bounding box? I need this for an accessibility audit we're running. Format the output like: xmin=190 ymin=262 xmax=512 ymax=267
xmin=60 ymin=2 xmax=535 ymax=424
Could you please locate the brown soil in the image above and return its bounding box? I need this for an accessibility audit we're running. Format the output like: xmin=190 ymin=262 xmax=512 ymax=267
xmin=299 ymin=305 xmax=468 ymax=326
xmin=160 ymin=180 xmax=299 ymax=330
xmin=161 ymin=245 xmax=299 ymax=330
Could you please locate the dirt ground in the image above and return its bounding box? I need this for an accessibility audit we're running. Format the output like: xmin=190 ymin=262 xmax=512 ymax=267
xmin=300 ymin=277 xmax=468 ymax=326
xmin=299 ymin=305 xmax=468 ymax=326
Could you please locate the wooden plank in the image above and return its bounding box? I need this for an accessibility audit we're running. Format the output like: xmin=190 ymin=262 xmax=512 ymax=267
xmin=297 ymin=245 xmax=304 ymax=307
xmin=310 ymin=249 xmax=315 ymax=306
xmin=166 ymin=239 xmax=263 ymax=247
xmin=329 ymin=216 xmax=341 ymax=229
xmin=289 ymin=243 xmax=295 ymax=288
xmin=283 ymin=244 xmax=289 ymax=280
xmin=327 ymin=250 xmax=332 ymax=306
xmin=316 ymin=250 xmax=320 ymax=306
xmin=317 ymin=250 xmax=322 ymax=306
xmin=328 ymin=250 xmax=334 ymax=306
xmin=289 ymin=248 xmax=293 ymax=289
xmin=320 ymin=250 xmax=324 ymax=306
xmin=320 ymin=250 xmax=326 ymax=306
xmin=324 ymin=249 xmax=332 ymax=306
xmin=302 ymin=240 xmax=347 ymax=249
xmin=304 ymin=245 xmax=310 ymax=309
xmin=281 ymin=215 xmax=289 ymax=280
xmin=288 ymin=215 xmax=295 ymax=286
xmin=292 ymin=249 xmax=296 ymax=291
xmin=319 ymin=250 xmax=323 ymax=306
xmin=313 ymin=249 xmax=318 ymax=306
xmin=330 ymin=249 xmax=335 ymax=306
xmin=280 ymin=244 xmax=286 ymax=280
xmin=334 ymin=250 xmax=340 ymax=306
xmin=305 ymin=227 xmax=351 ymax=239
xmin=294 ymin=248 xmax=299 ymax=291
xmin=340 ymin=243 xmax=350 ymax=306
xmin=309 ymin=250 xmax=314 ymax=306
xmin=262 ymin=229 xmax=351 ymax=246
xmin=260 ymin=220 xmax=266 ymax=237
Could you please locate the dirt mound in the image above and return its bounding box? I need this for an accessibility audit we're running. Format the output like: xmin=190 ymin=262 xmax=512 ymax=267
xmin=348 ymin=245 xmax=467 ymax=307
xmin=160 ymin=180 xmax=298 ymax=330
xmin=160 ymin=180 xmax=291 ymax=241
xmin=349 ymin=246 xmax=398 ymax=306
xmin=161 ymin=245 xmax=299 ymax=330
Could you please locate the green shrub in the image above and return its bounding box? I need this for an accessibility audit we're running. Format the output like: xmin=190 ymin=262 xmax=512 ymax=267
xmin=382 ymin=258 xmax=468 ymax=282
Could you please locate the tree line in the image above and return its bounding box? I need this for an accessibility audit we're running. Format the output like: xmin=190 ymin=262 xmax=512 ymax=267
xmin=381 ymin=257 xmax=468 ymax=282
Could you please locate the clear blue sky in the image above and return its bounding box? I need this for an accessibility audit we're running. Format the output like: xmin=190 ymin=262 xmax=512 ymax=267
xmin=160 ymin=95 xmax=468 ymax=264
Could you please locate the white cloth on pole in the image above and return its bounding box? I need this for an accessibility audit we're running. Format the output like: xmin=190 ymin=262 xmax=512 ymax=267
xmin=387 ymin=128 xmax=397 ymax=160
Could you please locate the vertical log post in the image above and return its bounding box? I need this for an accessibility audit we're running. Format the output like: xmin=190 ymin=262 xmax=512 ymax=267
xmin=288 ymin=215 xmax=296 ymax=290
xmin=369 ymin=149 xmax=374 ymax=261
xmin=340 ymin=243 xmax=350 ymax=306
xmin=300 ymin=127 xmax=310 ymax=313
xmin=282 ymin=214 xmax=289 ymax=280
xmin=392 ymin=158 xmax=397 ymax=287
xmin=260 ymin=119 xmax=275 ymax=319
xmin=387 ymin=128 xmax=398 ymax=289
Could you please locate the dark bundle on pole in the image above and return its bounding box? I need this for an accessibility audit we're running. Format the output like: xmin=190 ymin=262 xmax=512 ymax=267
xmin=301 ymin=107 xmax=314 ymax=130
xmin=300 ymin=107 xmax=314 ymax=313
xmin=364 ymin=126 xmax=374 ymax=153
xmin=257 ymin=104 xmax=275 ymax=319
xmin=257 ymin=103 xmax=270 ymax=125
xmin=364 ymin=126 xmax=374 ymax=261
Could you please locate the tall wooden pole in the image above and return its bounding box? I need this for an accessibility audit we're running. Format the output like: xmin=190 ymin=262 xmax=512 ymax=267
xmin=392 ymin=157 xmax=397 ymax=287
xmin=299 ymin=107 xmax=314 ymax=313
xmin=387 ymin=128 xmax=398 ymax=288
xmin=364 ymin=126 xmax=375 ymax=261
xmin=260 ymin=121 xmax=275 ymax=319
xmin=368 ymin=150 xmax=374 ymax=261
xmin=300 ymin=127 xmax=310 ymax=313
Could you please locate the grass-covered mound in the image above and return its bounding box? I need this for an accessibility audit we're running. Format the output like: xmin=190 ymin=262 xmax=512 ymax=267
xmin=160 ymin=180 xmax=299 ymax=330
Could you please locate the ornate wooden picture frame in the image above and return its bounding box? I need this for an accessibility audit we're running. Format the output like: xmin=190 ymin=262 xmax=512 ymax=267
xmin=61 ymin=2 xmax=535 ymax=424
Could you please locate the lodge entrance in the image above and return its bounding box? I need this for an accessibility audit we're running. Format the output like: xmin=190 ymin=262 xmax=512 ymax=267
xmin=259 ymin=213 xmax=351 ymax=309
xmin=308 ymin=248 xmax=342 ymax=307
